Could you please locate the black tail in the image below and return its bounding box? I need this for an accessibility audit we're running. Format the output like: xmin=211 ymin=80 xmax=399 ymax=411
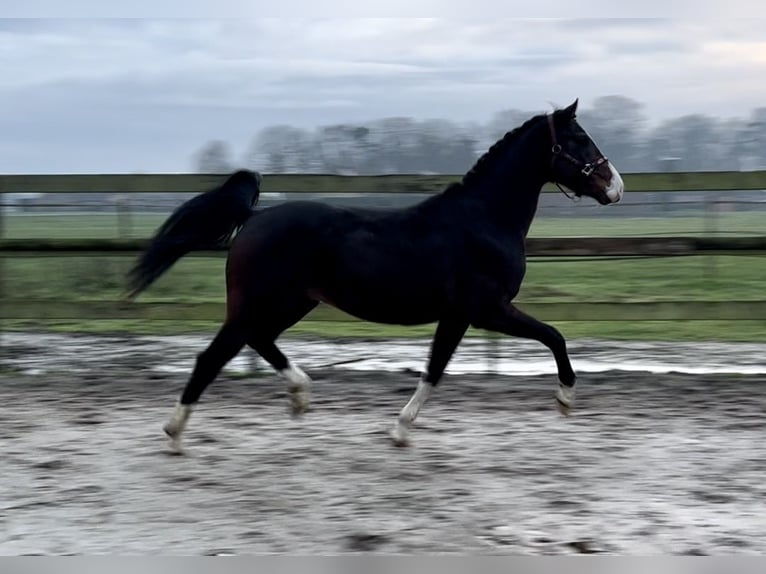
xmin=127 ymin=169 xmax=261 ymax=298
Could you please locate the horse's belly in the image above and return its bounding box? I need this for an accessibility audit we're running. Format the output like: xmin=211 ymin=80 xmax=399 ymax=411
xmin=310 ymin=236 xmax=453 ymax=325
xmin=308 ymin=285 xmax=442 ymax=326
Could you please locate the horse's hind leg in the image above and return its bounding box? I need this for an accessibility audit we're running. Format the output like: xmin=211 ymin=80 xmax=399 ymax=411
xmin=163 ymin=320 xmax=247 ymax=451
xmin=249 ymin=339 xmax=312 ymax=416
xmin=247 ymin=297 xmax=319 ymax=416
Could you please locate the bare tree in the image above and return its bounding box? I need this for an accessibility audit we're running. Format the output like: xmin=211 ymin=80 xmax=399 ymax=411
xmin=579 ymin=95 xmax=647 ymax=172
xmin=189 ymin=96 xmax=766 ymax=175
xmin=194 ymin=140 xmax=233 ymax=173
xmin=647 ymin=115 xmax=724 ymax=171
xmin=247 ymin=125 xmax=314 ymax=173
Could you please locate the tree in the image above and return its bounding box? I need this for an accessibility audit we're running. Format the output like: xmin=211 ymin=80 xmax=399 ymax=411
xmin=416 ymin=119 xmax=477 ymax=173
xmin=189 ymin=96 xmax=766 ymax=175
xmin=579 ymin=96 xmax=647 ymax=172
xmin=646 ymin=115 xmax=724 ymax=171
xmin=194 ymin=140 xmax=233 ymax=173
xmin=365 ymin=117 xmax=421 ymax=173
xmin=316 ymin=124 xmax=370 ymax=174
xmin=247 ymin=125 xmax=314 ymax=173
xmin=486 ymin=109 xmax=536 ymax=143
xmin=741 ymin=108 xmax=766 ymax=170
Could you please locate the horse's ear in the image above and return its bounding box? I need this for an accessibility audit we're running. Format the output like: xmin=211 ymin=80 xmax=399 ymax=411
xmin=563 ymin=98 xmax=578 ymax=117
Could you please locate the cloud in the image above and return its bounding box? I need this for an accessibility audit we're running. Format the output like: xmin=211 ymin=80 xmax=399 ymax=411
xmin=0 ymin=18 xmax=764 ymax=172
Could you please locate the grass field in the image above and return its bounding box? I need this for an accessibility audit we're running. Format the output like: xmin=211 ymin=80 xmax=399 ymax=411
xmin=2 ymin=211 xmax=765 ymax=341
xmin=3 ymin=252 xmax=764 ymax=303
xmin=2 ymin=253 xmax=765 ymax=341
xmin=3 ymin=210 xmax=765 ymax=239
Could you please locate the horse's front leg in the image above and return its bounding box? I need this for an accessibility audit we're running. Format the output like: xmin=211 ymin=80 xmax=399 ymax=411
xmin=472 ymin=303 xmax=577 ymax=414
xmin=391 ymin=315 xmax=468 ymax=446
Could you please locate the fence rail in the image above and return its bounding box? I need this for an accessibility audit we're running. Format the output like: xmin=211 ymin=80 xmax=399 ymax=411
xmin=2 ymin=236 xmax=765 ymax=257
xmin=2 ymin=170 xmax=766 ymax=195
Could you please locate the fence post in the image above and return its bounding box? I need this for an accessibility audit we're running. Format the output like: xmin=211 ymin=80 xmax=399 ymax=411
xmin=0 ymin=178 xmax=5 ymax=358
xmin=703 ymin=196 xmax=719 ymax=280
xmin=116 ymin=195 xmax=133 ymax=239
xmin=704 ymin=195 xmax=719 ymax=236
xmin=485 ymin=331 xmax=498 ymax=375
xmin=249 ymin=350 xmax=260 ymax=375
xmin=0 ymin=184 xmax=3 ymax=240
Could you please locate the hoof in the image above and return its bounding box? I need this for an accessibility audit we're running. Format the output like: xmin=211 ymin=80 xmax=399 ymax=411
xmin=163 ymin=403 xmax=192 ymax=454
xmin=289 ymin=405 xmax=309 ymax=419
xmin=288 ymin=389 xmax=311 ymax=417
xmin=390 ymin=433 xmax=410 ymax=448
xmin=164 ymin=429 xmax=184 ymax=455
xmin=555 ymin=383 xmax=575 ymax=417
xmin=166 ymin=438 xmax=185 ymax=455
xmin=390 ymin=422 xmax=411 ymax=447
xmin=163 ymin=424 xmax=185 ymax=454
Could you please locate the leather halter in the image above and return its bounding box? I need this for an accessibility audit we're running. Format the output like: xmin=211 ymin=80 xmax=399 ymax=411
xmin=547 ymin=113 xmax=609 ymax=199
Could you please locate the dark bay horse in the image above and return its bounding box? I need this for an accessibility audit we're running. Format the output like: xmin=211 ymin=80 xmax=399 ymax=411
xmin=128 ymin=99 xmax=624 ymax=450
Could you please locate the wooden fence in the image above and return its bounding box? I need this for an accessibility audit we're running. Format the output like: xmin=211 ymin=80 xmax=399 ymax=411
xmin=2 ymin=170 xmax=766 ymax=194
xmin=1 ymin=171 xmax=765 ymax=323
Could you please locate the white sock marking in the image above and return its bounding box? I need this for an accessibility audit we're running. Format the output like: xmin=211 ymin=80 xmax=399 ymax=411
xmin=392 ymin=379 xmax=433 ymax=445
xmin=165 ymin=402 xmax=192 ymax=435
xmin=164 ymin=402 xmax=192 ymax=452
xmin=555 ymin=382 xmax=576 ymax=407
xmin=279 ymin=363 xmax=312 ymax=414
xmin=279 ymin=363 xmax=312 ymax=390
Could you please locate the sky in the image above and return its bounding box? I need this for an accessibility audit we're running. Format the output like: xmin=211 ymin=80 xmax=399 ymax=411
xmin=0 ymin=18 xmax=765 ymax=173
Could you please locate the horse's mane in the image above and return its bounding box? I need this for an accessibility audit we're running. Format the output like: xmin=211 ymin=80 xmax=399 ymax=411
xmin=455 ymin=112 xmax=547 ymax=191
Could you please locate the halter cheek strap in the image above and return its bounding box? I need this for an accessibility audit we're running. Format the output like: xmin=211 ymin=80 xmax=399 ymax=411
xmin=547 ymin=114 xmax=609 ymax=186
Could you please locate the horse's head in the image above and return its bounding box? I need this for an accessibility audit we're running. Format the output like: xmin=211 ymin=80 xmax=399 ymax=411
xmin=548 ymin=99 xmax=624 ymax=205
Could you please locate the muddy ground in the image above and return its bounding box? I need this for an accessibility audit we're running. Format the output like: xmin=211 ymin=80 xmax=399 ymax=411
xmin=1 ymin=336 xmax=766 ymax=554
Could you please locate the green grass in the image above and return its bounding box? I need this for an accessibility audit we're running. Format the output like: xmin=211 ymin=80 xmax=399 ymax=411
xmin=2 ymin=211 xmax=765 ymax=341
xmin=2 ymin=254 xmax=762 ymax=303
xmin=3 ymin=213 xmax=168 ymax=240
xmin=527 ymin=213 xmax=765 ymax=238
xmin=2 ymin=254 xmax=766 ymax=341
xmin=3 ymin=210 xmax=764 ymax=240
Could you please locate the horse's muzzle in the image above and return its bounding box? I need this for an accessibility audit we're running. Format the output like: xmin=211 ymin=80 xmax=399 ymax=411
xmin=603 ymin=163 xmax=624 ymax=204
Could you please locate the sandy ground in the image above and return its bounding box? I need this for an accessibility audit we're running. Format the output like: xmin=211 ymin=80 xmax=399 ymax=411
xmin=1 ymin=334 xmax=766 ymax=554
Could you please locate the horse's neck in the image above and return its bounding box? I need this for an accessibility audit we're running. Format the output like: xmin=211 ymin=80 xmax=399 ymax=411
xmin=474 ymin=134 xmax=549 ymax=237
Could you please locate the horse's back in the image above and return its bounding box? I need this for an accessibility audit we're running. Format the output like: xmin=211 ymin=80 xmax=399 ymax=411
xmin=227 ymin=200 xmax=393 ymax=282
xmin=243 ymin=200 xmax=388 ymax=233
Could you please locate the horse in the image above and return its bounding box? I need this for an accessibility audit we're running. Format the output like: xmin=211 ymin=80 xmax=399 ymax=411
xmin=127 ymin=99 xmax=624 ymax=451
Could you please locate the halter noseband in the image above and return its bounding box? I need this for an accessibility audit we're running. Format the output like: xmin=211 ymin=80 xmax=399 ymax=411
xmin=547 ymin=113 xmax=609 ymax=200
